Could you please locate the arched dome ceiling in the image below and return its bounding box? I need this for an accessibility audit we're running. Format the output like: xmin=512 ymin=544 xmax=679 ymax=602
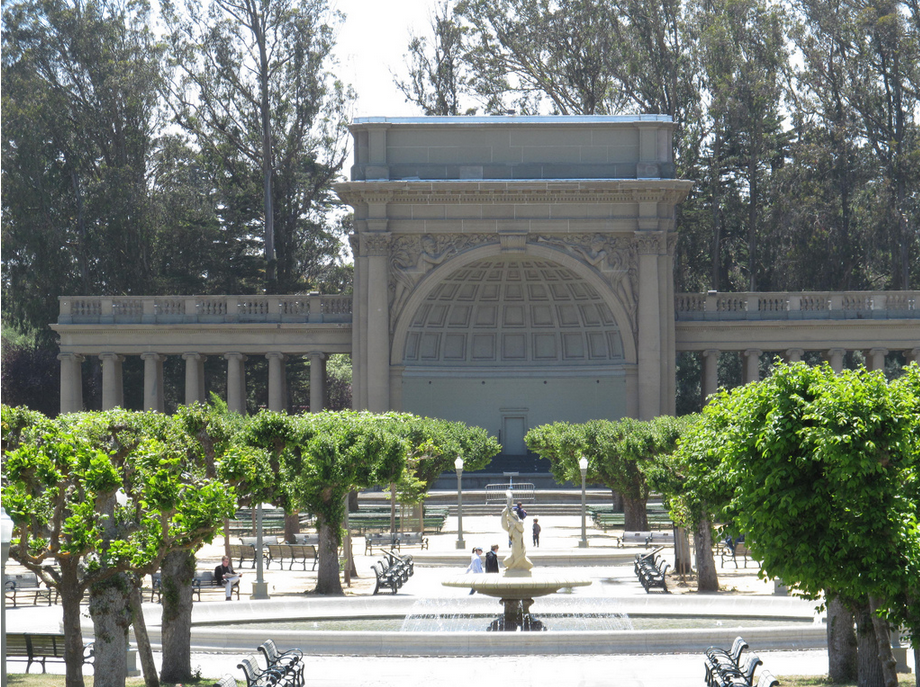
xmin=403 ymin=258 xmax=625 ymax=367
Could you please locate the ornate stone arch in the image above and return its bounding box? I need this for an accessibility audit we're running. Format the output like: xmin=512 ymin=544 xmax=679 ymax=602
xmin=390 ymin=240 xmax=638 ymax=367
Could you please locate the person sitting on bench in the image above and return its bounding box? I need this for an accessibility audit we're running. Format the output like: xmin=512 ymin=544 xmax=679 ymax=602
xmin=214 ymin=556 xmax=242 ymax=600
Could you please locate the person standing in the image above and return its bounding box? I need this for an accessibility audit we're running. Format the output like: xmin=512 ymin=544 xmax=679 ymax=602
xmin=214 ymin=555 xmax=242 ymax=600
xmin=465 ymin=547 xmax=484 ymax=594
xmin=485 ymin=544 xmax=500 ymax=573
xmin=532 ymin=518 xmax=541 ymax=547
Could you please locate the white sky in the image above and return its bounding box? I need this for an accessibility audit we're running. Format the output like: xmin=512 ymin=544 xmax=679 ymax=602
xmin=332 ymin=0 xmax=436 ymax=118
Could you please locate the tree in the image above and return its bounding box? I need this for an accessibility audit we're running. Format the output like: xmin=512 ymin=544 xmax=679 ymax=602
xmin=1 ymin=406 xmax=235 ymax=687
xmin=161 ymin=0 xmax=352 ymax=293
xmin=526 ymin=417 xmax=687 ymax=531
xmin=697 ymin=363 xmax=920 ymax=686
xmin=1 ymin=0 xmax=163 ymax=343
xmin=395 ymin=0 xmax=470 ymax=115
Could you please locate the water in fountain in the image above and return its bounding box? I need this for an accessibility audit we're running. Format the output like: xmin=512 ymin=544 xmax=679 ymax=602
xmin=400 ymin=596 xmax=634 ymax=632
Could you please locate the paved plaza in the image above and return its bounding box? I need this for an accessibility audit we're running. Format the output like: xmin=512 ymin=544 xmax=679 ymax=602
xmin=6 ymin=509 xmax=916 ymax=685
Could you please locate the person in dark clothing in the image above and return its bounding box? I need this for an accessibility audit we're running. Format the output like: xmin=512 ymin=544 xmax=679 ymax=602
xmin=513 ymin=502 xmax=527 ymax=520
xmin=485 ymin=544 xmax=500 ymax=573
xmin=214 ymin=556 xmax=242 ymax=600
xmin=532 ymin=518 xmax=541 ymax=547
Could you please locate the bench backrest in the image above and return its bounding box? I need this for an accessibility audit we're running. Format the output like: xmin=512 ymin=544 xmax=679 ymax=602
xmin=290 ymin=533 xmax=318 ymax=545
xmin=6 ymin=572 xmax=41 ymax=588
xmin=289 ymin=544 xmax=317 ymax=557
xmin=194 ymin=571 xmax=216 ymax=585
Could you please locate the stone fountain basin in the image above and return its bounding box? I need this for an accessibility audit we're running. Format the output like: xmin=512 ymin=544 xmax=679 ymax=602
xmin=441 ymin=570 xmax=593 ymax=599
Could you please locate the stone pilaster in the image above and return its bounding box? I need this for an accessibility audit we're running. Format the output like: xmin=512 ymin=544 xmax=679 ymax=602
xmin=100 ymin=352 xmax=125 ymax=410
xmin=58 ymin=353 xmax=85 ymax=414
xmin=364 ymin=231 xmax=391 ymax=413
xmin=785 ymin=348 xmax=804 ymax=363
xmin=635 ymin=231 xmax=664 ymax=419
xmin=141 ymin=352 xmax=165 ymax=413
xmin=224 ymin=352 xmax=248 ymax=415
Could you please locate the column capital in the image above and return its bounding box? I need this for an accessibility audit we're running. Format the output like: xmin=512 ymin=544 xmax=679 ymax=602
xmin=702 ymin=348 xmax=721 ymax=358
xmin=361 ymin=231 xmax=391 ymax=256
xmin=868 ymin=347 xmax=889 ymax=356
xmin=785 ymin=348 xmax=804 ymax=361
xmin=99 ymin=352 xmax=125 ymax=362
xmin=633 ymin=231 xmax=665 ymax=255
xmin=265 ymin=352 xmax=288 ymax=361
xmin=307 ymin=351 xmax=328 ymax=361
xmin=182 ymin=352 xmax=207 ymax=362
xmin=744 ymin=348 xmax=763 ymax=357
xmin=140 ymin=351 xmax=163 ymax=362
xmin=224 ymin=352 xmax=247 ymax=362
xmin=57 ymin=352 xmax=85 ymax=363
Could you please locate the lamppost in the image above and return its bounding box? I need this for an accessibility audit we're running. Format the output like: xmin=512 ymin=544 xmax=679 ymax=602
xmin=2 ymin=507 xmax=14 ymax=685
xmin=455 ymin=456 xmax=465 ymax=550
xmin=251 ymin=503 xmax=269 ymax=599
xmin=578 ymin=456 xmax=589 ymax=548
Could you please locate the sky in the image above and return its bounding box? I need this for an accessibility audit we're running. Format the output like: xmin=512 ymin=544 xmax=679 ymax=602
xmin=331 ymin=0 xmax=436 ymax=119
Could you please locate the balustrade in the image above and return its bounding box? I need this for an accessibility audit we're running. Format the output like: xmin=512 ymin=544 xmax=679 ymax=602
xmin=676 ymin=291 xmax=919 ymax=320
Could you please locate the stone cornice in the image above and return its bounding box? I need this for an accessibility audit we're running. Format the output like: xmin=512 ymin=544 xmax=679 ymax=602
xmin=335 ymin=180 xmax=694 ymax=207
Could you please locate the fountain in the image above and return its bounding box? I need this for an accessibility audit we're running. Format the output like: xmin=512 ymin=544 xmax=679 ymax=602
xmin=441 ymin=491 xmax=592 ymax=630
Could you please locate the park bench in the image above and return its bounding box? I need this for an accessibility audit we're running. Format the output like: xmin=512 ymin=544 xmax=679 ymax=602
xmin=372 ymin=550 xmax=413 ymax=594
xmin=398 ymin=532 xmax=429 ymax=550
xmin=258 ymin=639 xmax=304 ymax=686
xmin=633 ymin=549 xmax=670 ymax=593
xmin=229 ymin=543 xmax=261 ymax=569
xmin=213 ymin=675 xmax=238 ymax=687
xmin=264 ymin=544 xmax=318 ymax=571
xmin=194 ymin=570 xmax=241 ymax=601
xmin=6 ymin=632 xmax=94 ymax=674
xmin=364 ymin=532 xmax=399 ymax=555
xmin=238 ymin=654 xmax=291 ymax=687
xmin=719 ymin=539 xmax=752 ymax=568
xmin=705 ymin=636 xmax=749 ymax=686
xmin=711 ymin=653 xmax=762 ymax=687
xmin=288 ymin=533 xmax=319 ymax=545
xmin=4 ymin=572 xmax=57 ymax=607
xmin=616 ymin=530 xmax=675 ymax=548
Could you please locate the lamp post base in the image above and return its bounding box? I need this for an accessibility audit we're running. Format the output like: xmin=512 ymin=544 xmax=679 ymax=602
xmin=250 ymin=582 xmax=270 ymax=600
xmin=578 ymin=540 xmax=589 ymax=548
xmin=456 ymin=539 xmax=466 ymax=549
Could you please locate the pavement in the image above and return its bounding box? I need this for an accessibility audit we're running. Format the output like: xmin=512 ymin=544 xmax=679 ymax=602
xmin=5 ymin=508 xmax=917 ymax=685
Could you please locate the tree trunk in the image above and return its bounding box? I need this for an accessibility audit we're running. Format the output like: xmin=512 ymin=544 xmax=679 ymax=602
xmin=315 ymin=516 xmax=344 ymax=595
xmin=827 ymin=595 xmax=858 ymax=682
xmin=129 ymin=583 xmax=158 ymax=687
xmin=693 ymin=518 xmax=719 ymax=592
xmin=622 ymin=495 xmax=648 ymax=531
xmin=59 ymin=558 xmax=87 ymax=687
xmin=673 ymin=526 xmax=692 ymax=575
xmin=868 ymin=596 xmax=900 ymax=687
xmin=609 ymin=490 xmax=624 ymax=512
xmin=856 ymin=600 xmax=885 ymax=687
xmin=159 ymin=549 xmax=196 ymax=683
xmin=89 ymin=573 xmax=132 ymax=687
xmin=284 ymin=511 xmax=300 ymax=543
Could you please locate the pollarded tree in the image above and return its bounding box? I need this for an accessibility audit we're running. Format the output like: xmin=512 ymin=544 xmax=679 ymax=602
xmin=526 ymin=417 xmax=688 ymax=531
xmin=0 ymin=406 xmax=236 ymax=687
xmin=242 ymin=410 xmax=408 ymax=595
xmin=706 ymin=363 xmax=920 ymax=687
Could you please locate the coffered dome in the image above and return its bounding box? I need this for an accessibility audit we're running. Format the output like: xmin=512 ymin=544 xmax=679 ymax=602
xmin=402 ymin=257 xmax=625 ymax=366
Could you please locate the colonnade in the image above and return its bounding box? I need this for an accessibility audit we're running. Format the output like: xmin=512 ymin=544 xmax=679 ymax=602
xmin=700 ymin=346 xmax=920 ymax=403
xmin=57 ymin=350 xmax=330 ymax=415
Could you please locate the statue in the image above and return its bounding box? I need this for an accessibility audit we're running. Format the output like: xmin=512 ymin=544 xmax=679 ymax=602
xmin=500 ymin=491 xmax=533 ymax=572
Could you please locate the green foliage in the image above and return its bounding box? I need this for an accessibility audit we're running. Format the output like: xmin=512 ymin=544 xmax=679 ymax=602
xmin=686 ymin=363 xmax=920 ymax=643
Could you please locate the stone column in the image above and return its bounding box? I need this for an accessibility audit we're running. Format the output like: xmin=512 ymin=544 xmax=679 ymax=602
xmin=58 ymin=353 xmax=85 ymax=414
xmin=141 ymin=352 xmax=165 ymax=412
xmin=827 ymin=348 xmax=846 ymax=374
xmin=364 ymin=232 xmax=391 ymax=413
xmin=909 ymin=348 xmax=920 ymax=366
xmin=309 ymin=352 xmax=327 ymax=413
xmin=868 ymin=347 xmax=888 ymax=372
xmin=224 ymin=353 xmax=247 ymax=415
xmin=702 ymin=349 xmax=720 ymax=405
xmin=743 ymin=349 xmax=762 ymax=384
xmin=785 ymin=348 xmax=804 ymax=363
xmin=182 ymin=353 xmax=207 ymax=405
xmin=635 ymin=231 xmax=663 ymax=419
xmin=350 ymin=234 xmax=366 ymax=410
xmin=100 ymin=353 xmax=124 ymax=410
xmin=266 ymin=353 xmax=287 ymax=412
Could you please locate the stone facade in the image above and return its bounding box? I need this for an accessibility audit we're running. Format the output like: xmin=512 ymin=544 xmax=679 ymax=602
xmin=50 ymin=116 xmax=920 ymax=468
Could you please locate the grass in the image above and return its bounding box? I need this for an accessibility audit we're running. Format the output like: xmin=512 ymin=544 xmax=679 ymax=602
xmin=6 ymin=676 xmax=216 ymax=687
xmin=6 ymin=676 xmax=917 ymax=687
